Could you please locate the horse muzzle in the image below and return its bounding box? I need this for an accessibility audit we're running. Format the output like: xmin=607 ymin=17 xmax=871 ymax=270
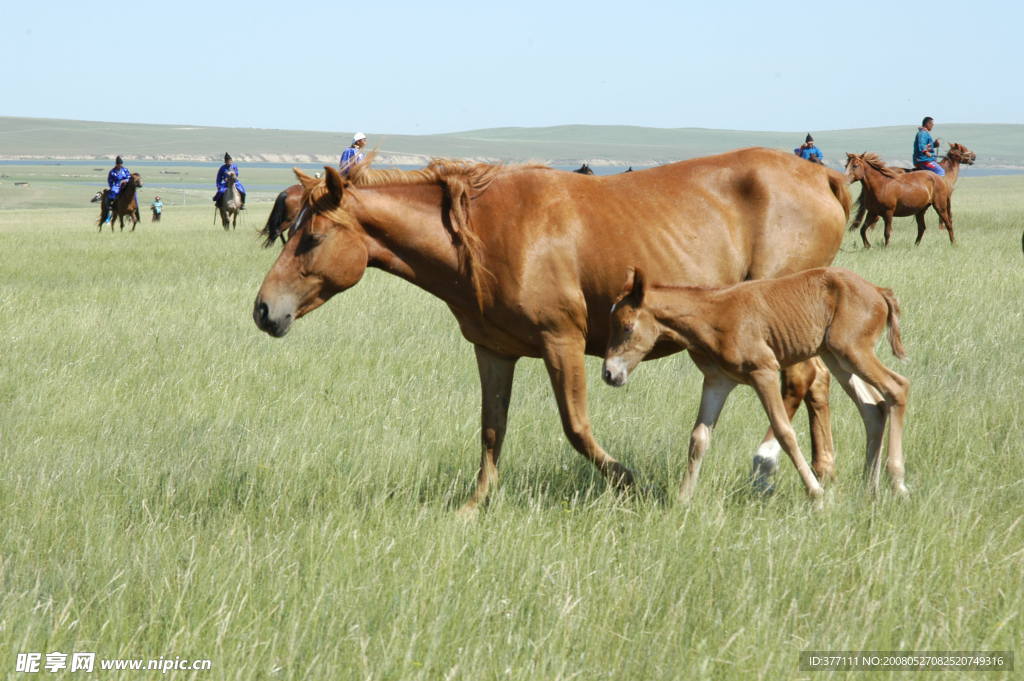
xmin=602 ymin=357 xmax=630 ymax=387
xmin=253 ymin=294 xmax=295 ymax=338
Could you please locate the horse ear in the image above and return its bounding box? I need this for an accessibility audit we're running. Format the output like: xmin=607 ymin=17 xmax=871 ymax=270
xmin=324 ymin=166 xmax=345 ymax=201
xmin=630 ymin=267 xmax=647 ymax=306
xmin=294 ymin=167 xmax=318 ymax=190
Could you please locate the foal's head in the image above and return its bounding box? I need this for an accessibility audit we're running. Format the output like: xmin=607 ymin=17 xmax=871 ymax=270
xmin=602 ymin=268 xmax=658 ymax=387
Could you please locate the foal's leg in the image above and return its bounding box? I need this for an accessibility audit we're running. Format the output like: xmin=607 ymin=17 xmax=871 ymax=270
xmin=542 ymin=335 xmax=634 ymax=489
xmin=830 ymin=350 xmax=910 ymax=496
xmin=748 ymin=368 xmax=824 ymax=499
xmin=820 ymin=355 xmax=887 ymax=495
xmin=679 ymin=370 xmax=736 ymax=503
xmin=459 ymin=346 xmax=518 ymax=515
xmin=752 ymin=358 xmax=835 ymax=492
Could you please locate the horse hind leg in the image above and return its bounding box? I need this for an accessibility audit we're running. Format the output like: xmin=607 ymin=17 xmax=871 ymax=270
xmin=820 ymin=354 xmax=887 ymax=496
xmin=752 ymin=358 xmax=835 ymax=493
xmin=826 ymin=347 xmax=910 ymax=496
xmin=914 ymin=210 xmax=928 ymax=245
xmin=860 ymin=213 xmax=881 ymax=249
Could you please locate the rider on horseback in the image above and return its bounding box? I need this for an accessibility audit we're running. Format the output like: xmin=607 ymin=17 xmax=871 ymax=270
xmin=214 ymin=153 xmax=246 ymax=208
xmin=340 ymin=132 xmax=367 ymax=176
xmin=913 ymin=116 xmax=944 ymax=176
xmin=104 ymin=156 xmax=131 ymax=222
xmin=795 ymin=134 xmax=824 ymax=164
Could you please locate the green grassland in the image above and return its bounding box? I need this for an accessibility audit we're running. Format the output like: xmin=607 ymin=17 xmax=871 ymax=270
xmin=0 ymin=171 xmax=1022 ymax=680
xmin=2 ymin=116 xmax=1022 ymax=166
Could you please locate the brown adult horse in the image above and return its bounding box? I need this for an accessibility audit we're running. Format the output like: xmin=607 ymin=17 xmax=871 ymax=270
xmin=845 ymin=153 xmax=953 ymax=247
xmin=852 ymin=143 xmax=976 ymax=230
xmin=217 ymin=172 xmax=242 ymax=230
xmin=97 ymin=172 xmax=143 ymax=232
xmin=253 ymin=149 xmax=851 ymax=512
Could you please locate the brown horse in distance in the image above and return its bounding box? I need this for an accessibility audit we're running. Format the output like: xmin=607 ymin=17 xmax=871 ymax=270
xmin=97 ymin=172 xmax=143 ymax=232
xmin=851 ymin=143 xmax=976 ymax=231
xmin=845 ymin=153 xmax=952 ymax=247
xmin=253 ymin=149 xmax=851 ymax=513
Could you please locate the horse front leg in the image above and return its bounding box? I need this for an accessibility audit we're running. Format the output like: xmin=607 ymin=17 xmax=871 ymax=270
xmin=938 ymin=198 xmax=955 ymax=244
xmin=752 ymin=358 xmax=835 ymax=492
xmin=542 ymin=334 xmax=634 ymax=491
xmin=458 ymin=345 xmax=518 ymax=516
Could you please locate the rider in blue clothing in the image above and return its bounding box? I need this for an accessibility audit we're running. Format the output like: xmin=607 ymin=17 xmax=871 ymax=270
xmin=913 ymin=116 xmax=944 ymax=175
xmin=795 ymin=134 xmax=824 ymax=164
xmin=340 ymin=132 xmax=367 ymax=175
xmin=214 ymin=153 xmax=246 ymax=208
xmin=104 ymin=156 xmax=132 ymax=221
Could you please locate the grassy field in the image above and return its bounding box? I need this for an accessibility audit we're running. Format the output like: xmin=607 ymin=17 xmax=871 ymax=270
xmin=1 ymin=171 xmax=1022 ymax=680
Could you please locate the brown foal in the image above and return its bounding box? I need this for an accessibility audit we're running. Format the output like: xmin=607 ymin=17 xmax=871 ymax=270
xmin=603 ymin=267 xmax=910 ymax=502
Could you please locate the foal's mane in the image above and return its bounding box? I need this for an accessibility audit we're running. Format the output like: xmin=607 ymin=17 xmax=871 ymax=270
xmin=299 ymin=155 xmax=550 ymax=308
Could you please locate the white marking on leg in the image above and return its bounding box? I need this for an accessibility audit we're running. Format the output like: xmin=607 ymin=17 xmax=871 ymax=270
xmin=751 ymin=439 xmax=782 ymax=493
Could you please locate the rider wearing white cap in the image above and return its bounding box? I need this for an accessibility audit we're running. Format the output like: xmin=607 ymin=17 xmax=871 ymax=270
xmin=340 ymin=132 xmax=367 ymax=175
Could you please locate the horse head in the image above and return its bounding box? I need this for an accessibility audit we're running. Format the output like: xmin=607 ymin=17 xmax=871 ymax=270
xmin=946 ymin=143 xmax=976 ymax=166
xmin=131 ymin=172 xmax=143 ymax=188
xmin=844 ymin=153 xmax=866 ymax=181
xmin=253 ymin=166 xmax=370 ymax=337
xmin=602 ymin=268 xmax=658 ymax=387
xmin=225 ymin=171 xmax=238 ymax=185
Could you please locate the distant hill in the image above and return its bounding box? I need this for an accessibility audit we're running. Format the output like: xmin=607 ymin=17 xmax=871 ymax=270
xmin=0 ymin=117 xmax=1020 ymax=169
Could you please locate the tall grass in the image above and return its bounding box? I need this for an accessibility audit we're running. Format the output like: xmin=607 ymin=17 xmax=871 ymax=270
xmin=1 ymin=176 xmax=1021 ymax=680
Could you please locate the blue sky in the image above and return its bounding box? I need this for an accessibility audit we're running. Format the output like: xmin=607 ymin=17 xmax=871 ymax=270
xmin=1 ymin=0 xmax=1020 ymax=135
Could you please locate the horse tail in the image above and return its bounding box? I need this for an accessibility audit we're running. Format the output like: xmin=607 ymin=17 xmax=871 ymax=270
xmin=849 ymin=192 xmax=867 ymax=231
xmin=825 ymin=168 xmax=852 ymax=221
xmin=879 ymin=287 xmax=907 ymax=359
xmin=260 ymin=189 xmax=291 ymax=247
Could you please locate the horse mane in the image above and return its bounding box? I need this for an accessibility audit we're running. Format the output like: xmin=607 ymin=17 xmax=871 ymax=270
xmin=301 ymin=155 xmax=550 ymax=308
xmin=860 ymin=153 xmax=900 ymax=178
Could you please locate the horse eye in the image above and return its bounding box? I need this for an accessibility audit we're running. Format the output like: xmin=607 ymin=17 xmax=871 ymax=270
xmin=296 ymin=232 xmax=325 ymax=255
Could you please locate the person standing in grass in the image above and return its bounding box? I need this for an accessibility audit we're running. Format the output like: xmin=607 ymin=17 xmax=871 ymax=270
xmin=214 ymin=152 xmax=247 ymax=209
xmin=104 ymin=155 xmax=131 ymax=222
xmin=340 ymin=132 xmax=367 ymax=176
xmin=794 ymin=134 xmax=824 ymax=164
xmin=151 ymin=195 xmax=163 ymax=222
xmin=913 ymin=116 xmax=944 ymax=175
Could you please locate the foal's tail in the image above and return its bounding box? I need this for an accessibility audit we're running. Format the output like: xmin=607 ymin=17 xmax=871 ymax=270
xmin=879 ymin=288 xmax=907 ymax=359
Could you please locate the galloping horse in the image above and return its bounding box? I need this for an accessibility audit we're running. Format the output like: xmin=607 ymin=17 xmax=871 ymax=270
xmin=98 ymin=172 xmax=143 ymax=232
xmin=845 ymin=153 xmax=953 ymax=247
xmin=217 ymin=171 xmax=242 ymax=230
xmin=253 ymin=149 xmax=851 ymax=512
